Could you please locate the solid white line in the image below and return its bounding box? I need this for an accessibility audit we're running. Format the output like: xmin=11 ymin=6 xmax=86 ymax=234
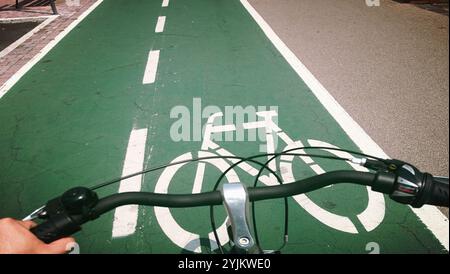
xmin=0 ymin=0 xmax=104 ymax=100
xmin=240 ymin=0 xmax=449 ymax=250
xmin=0 ymin=16 xmax=58 ymax=60
xmin=155 ymin=16 xmax=166 ymax=33
xmin=0 ymin=16 xmax=54 ymax=23
xmin=112 ymin=128 xmax=148 ymax=238
xmin=143 ymin=50 xmax=160 ymax=84
xmin=162 ymin=0 xmax=169 ymax=7
xmin=411 ymin=206 xmax=449 ymax=250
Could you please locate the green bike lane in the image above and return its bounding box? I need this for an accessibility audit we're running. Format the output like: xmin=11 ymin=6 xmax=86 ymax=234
xmin=0 ymin=0 xmax=446 ymax=253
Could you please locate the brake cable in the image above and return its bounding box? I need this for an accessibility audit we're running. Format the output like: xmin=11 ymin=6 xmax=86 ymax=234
xmin=208 ymin=146 xmax=383 ymax=254
xmin=85 ymin=146 xmax=384 ymax=254
xmin=89 ymin=146 xmax=384 ymax=191
xmin=90 ymin=155 xmax=279 ymax=191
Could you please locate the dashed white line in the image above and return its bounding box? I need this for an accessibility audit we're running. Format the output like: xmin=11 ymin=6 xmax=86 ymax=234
xmin=162 ymin=0 xmax=169 ymax=7
xmin=155 ymin=16 xmax=166 ymax=33
xmin=142 ymin=50 xmax=160 ymax=84
xmin=112 ymin=128 xmax=148 ymax=238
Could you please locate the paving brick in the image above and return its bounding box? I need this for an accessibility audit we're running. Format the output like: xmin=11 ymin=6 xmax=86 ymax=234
xmin=0 ymin=0 xmax=97 ymax=90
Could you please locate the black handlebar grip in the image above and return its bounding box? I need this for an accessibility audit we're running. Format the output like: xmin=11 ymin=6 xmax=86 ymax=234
xmin=413 ymin=175 xmax=449 ymax=208
xmin=31 ymin=220 xmax=63 ymax=244
xmin=30 ymin=215 xmax=81 ymax=244
xmin=425 ymin=176 xmax=449 ymax=207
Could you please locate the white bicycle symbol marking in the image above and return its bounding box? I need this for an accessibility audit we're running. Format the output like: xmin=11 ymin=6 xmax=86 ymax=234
xmin=154 ymin=110 xmax=385 ymax=253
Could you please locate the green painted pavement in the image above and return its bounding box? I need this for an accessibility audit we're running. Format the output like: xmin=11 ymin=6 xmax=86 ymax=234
xmin=0 ymin=0 xmax=446 ymax=253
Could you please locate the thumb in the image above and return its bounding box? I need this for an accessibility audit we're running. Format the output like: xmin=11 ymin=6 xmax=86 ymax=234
xmin=19 ymin=220 xmax=37 ymax=229
xmin=39 ymin=237 xmax=77 ymax=254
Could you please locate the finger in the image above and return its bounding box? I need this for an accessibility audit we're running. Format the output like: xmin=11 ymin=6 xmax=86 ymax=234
xmin=19 ymin=220 xmax=37 ymax=230
xmin=39 ymin=237 xmax=76 ymax=254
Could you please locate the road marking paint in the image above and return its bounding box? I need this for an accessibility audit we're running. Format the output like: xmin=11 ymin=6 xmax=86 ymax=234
xmin=155 ymin=16 xmax=166 ymax=33
xmin=240 ymin=0 xmax=448 ymax=249
xmin=308 ymin=139 xmax=385 ymax=232
xmin=309 ymin=164 xmax=324 ymax=175
xmin=154 ymin=152 xmax=202 ymax=252
xmin=162 ymin=0 xmax=169 ymax=7
xmin=280 ymin=140 xmax=314 ymax=164
xmin=0 ymin=0 xmax=104 ymax=100
xmin=143 ymin=50 xmax=160 ymax=84
xmin=411 ymin=206 xmax=449 ymax=250
xmin=0 ymin=15 xmax=55 ymax=23
xmin=208 ymin=221 xmax=229 ymax=251
xmin=112 ymin=128 xmax=148 ymax=238
xmin=216 ymin=148 xmax=259 ymax=176
xmin=192 ymin=162 xmax=206 ymax=193
xmin=0 ymin=15 xmax=58 ymax=60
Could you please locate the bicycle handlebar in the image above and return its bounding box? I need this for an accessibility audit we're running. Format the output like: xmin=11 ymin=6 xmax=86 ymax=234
xmin=30 ymin=171 xmax=373 ymax=244
xmin=28 ymin=162 xmax=449 ymax=245
xmin=91 ymin=171 xmax=374 ymax=216
xmin=420 ymin=176 xmax=449 ymax=207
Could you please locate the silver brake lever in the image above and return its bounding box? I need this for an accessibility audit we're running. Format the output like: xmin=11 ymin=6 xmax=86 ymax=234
xmin=22 ymin=205 xmax=46 ymax=221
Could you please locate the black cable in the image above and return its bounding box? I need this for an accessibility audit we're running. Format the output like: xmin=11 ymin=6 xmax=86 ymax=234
xmin=251 ymin=150 xmax=351 ymax=252
xmin=251 ymin=148 xmax=311 ymax=252
xmin=252 ymin=155 xmax=286 ymax=251
xmin=209 ymin=150 xmax=351 ymax=253
xmin=90 ymin=155 xmax=276 ymax=191
xmin=208 ymin=145 xmax=373 ymax=253
xmin=90 ymin=146 xmax=383 ymax=191
xmin=251 ymin=146 xmax=349 ymax=252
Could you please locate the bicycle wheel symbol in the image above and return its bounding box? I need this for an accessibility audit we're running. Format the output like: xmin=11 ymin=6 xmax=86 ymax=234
xmin=154 ymin=142 xmax=385 ymax=252
xmin=154 ymin=151 xmax=239 ymax=253
xmin=280 ymin=139 xmax=385 ymax=234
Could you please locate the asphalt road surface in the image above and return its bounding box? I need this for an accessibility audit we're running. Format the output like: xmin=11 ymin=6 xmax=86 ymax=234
xmin=249 ymin=0 xmax=449 ymax=215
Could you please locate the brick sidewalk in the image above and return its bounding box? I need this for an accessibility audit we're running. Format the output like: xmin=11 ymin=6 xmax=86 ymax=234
xmin=0 ymin=0 xmax=98 ymax=91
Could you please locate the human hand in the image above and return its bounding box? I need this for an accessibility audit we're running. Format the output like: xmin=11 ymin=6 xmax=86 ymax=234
xmin=0 ymin=218 xmax=75 ymax=254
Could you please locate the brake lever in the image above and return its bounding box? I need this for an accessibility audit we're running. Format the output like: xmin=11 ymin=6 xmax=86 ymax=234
xmin=23 ymin=187 xmax=99 ymax=243
xmin=23 ymin=205 xmax=47 ymax=221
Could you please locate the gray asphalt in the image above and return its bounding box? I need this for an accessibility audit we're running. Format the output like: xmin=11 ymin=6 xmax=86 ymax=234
xmin=248 ymin=0 xmax=449 ymax=215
